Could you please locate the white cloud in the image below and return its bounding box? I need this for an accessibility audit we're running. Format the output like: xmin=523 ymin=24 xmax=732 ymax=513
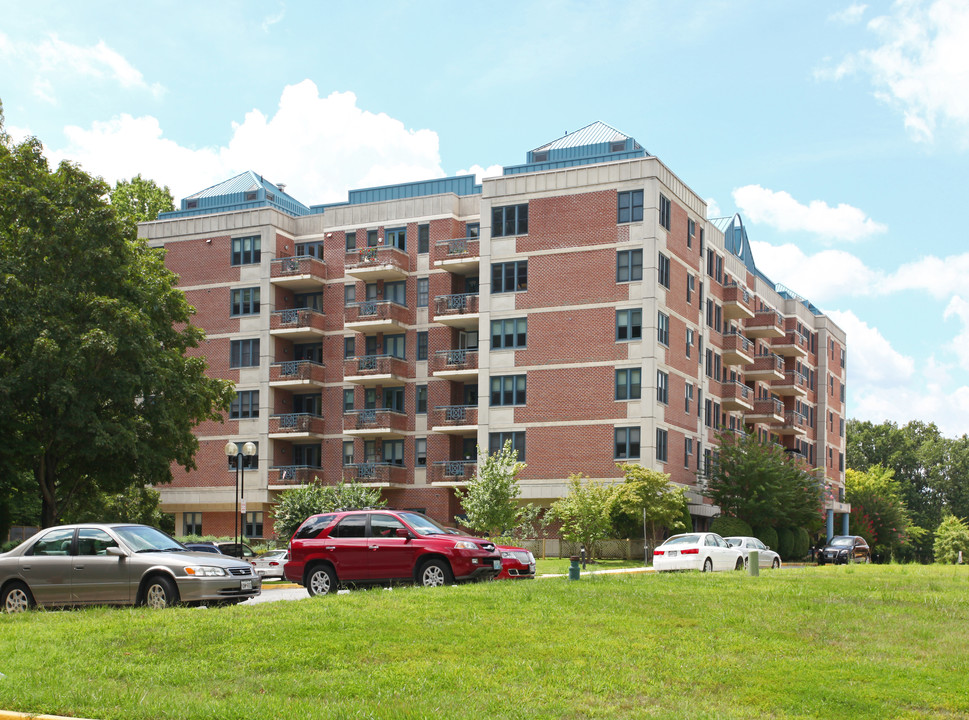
xmin=36 ymin=34 xmax=164 ymax=98
xmin=47 ymin=80 xmax=447 ymax=204
xmin=943 ymin=295 xmax=969 ymax=371
xmin=820 ymin=0 xmax=969 ymax=143
xmin=261 ymin=5 xmax=285 ymax=31
xmin=456 ymin=164 xmax=504 ymax=185
xmin=829 ymin=4 xmax=868 ymax=24
xmin=705 ymin=197 xmax=722 ymax=218
xmin=733 ymin=185 xmax=887 ymax=243
xmin=828 ymin=309 xmax=915 ymax=386
xmin=748 ymin=240 xmax=883 ymax=303
xmin=881 ymin=253 xmax=969 ymax=299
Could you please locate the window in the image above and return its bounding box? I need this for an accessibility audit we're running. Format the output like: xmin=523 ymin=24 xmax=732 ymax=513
xmin=417 ymin=277 xmax=429 ymax=307
xmin=492 ymin=317 xmax=527 ymax=349
xmin=343 ymin=441 xmax=354 ymax=466
xmin=616 ymin=309 xmax=642 ymax=341
xmin=687 ymin=275 xmax=695 ymax=304
xmin=658 ymin=253 xmax=671 ymax=289
xmin=685 ymin=383 xmax=694 ymax=413
xmin=688 ymin=219 xmax=696 ymax=248
xmin=657 ymin=370 xmax=669 ymax=404
xmin=659 ymin=194 xmax=671 ymax=230
xmin=657 ymin=312 xmax=669 ymax=346
xmin=384 ymin=334 xmax=405 ymax=360
xmin=183 ymin=512 xmax=202 ymax=536
xmin=684 ymin=437 xmax=693 ymax=468
xmin=490 ymin=375 xmax=527 ymax=406
xmin=616 ymin=368 xmax=641 ymax=401
xmin=343 ymin=336 xmax=355 ymax=359
xmin=418 ymin=224 xmax=430 ymax=254
xmin=416 ymin=385 xmax=427 ymax=414
xmin=533 ymin=150 xmax=549 ymax=162
xmin=489 ymin=431 xmax=525 ymax=461
xmin=686 ymin=328 xmax=694 ymax=358
xmin=386 ymin=227 xmax=406 ymax=251
xmin=705 ymin=398 xmax=712 ymax=427
xmin=293 ymin=444 xmax=320 ymax=467
xmin=231 ymin=235 xmax=261 ymax=266
xmin=840 ymin=381 xmax=845 ymax=402
xmin=230 ymin=390 xmax=259 ymax=419
xmin=492 ymin=261 xmax=528 ymax=293
xmin=415 ymin=438 xmax=427 ymax=467
xmin=344 ymin=285 xmax=356 ymax=305
xmin=230 ymin=339 xmax=260 ymax=368
xmin=296 ymin=241 xmax=323 ymax=259
xmin=293 ymin=393 xmax=320 ymax=415
xmin=383 ymin=387 xmax=404 ymax=413
xmin=185 ymin=199 xmax=198 ymax=210
xmin=617 ymin=249 xmax=643 ymax=282
xmin=715 ymin=304 xmax=722 ymax=333
xmin=230 ymin=287 xmax=260 ymax=316
xmin=367 ymin=230 xmax=379 ymax=247
xmin=245 ymin=512 xmax=263 ymax=539
xmin=417 ymin=332 xmax=428 ymax=361
xmin=343 ymin=389 xmax=354 ymax=412
xmin=384 ymin=280 xmax=406 ymax=306
xmin=227 ymin=442 xmax=258 ymax=470
xmin=615 ymin=427 xmax=641 ymax=459
xmin=617 ymin=190 xmax=644 ymax=223
xmin=492 ymin=204 xmax=528 ymax=237
xmin=345 ymin=231 xmax=356 ymax=251
xmin=382 ymin=439 xmax=404 ymax=466
xmin=295 ymin=292 xmax=323 ymax=312
xmin=656 ymin=428 xmax=668 ymax=462
xmin=467 ymin=222 xmax=480 ymax=239
xmin=840 ymin=418 xmax=844 ymax=437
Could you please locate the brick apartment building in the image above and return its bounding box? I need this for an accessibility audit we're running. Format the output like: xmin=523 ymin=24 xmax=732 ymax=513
xmin=138 ymin=122 xmax=849 ymax=543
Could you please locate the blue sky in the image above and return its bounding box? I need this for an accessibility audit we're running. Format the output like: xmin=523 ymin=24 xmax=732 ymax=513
xmin=3 ymin=1 xmax=968 ymax=436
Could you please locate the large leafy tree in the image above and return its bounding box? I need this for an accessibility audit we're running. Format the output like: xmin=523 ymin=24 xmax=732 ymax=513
xmin=933 ymin=514 xmax=969 ymax=564
xmin=271 ymin=481 xmax=386 ymax=543
xmin=550 ymin=474 xmax=614 ymax=559
xmin=607 ymin=463 xmax=687 ymax=550
xmin=703 ymin=431 xmax=822 ymax=532
xmin=110 ymin=174 xmax=174 ymax=229
xmin=845 ymin=465 xmax=919 ymax=560
xmin=0 ymin=108 xmax=235 ymax=527
xmin=455 ymin=440 xmax=528 ymax=539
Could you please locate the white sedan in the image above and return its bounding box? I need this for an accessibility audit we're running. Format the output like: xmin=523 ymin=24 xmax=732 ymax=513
xmin=724 ymin=536 xmax=782 ymax=569
xmin=250 ymin=549 xmax=288 ymax=579
xmin=652 ymin=532 xmax=744 ymax=572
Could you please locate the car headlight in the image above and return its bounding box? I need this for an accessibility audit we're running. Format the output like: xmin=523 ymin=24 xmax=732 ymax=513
xmin=453 ymin=541 xmax=478 ymax=550
xmin=184 ymin=566 xmax=227 ymax=577
xmin=500 ymin=550 xmax=514 ymax=558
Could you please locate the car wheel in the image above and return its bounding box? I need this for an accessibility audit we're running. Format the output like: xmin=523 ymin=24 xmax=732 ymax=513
xmin=2 ymin=582 xmax=35 ymax=613
xmin=702 ymin=557 xmax=713 ymax=573
xmin=419 ymin=559 xmax=454 ymax=587
xmin=306 ymin=565 xmax=337 ymax=597
xmin=734 ymin=557 xmax=744 ymax=571
xmin=143 ymin=576 xmax=178 ymax=609
xmin=772 ymin=558 xmax=780 ymax=569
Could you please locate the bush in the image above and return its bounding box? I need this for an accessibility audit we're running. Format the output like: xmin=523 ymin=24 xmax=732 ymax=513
xmin=933 ymin=514 xmax=969 ymax=564
xmin=776 ymin=527 xmax=795 ymax=560
xmin=710 ymin=516 xmax=752 ymax=538
xmin=680 ymin=505 xmax=694 ymax=534
xmin=1 ymin=539 xmax=24 ymax=553
xmin=754 ymin=526 xmax=779 ymax=553
xmin=792 ymin=527 xmax=810 ymax=560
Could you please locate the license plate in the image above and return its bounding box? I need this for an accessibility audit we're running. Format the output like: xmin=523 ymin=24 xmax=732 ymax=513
xmin=668 ymin=550 xmax=678 ymax=557
xmin=241 ymin=580 xmax=252 ymax=591
xmin=493 ymin=560 xmax=501 ymax=570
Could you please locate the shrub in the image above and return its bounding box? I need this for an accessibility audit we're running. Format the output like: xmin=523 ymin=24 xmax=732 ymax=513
xmin=776 ymin=527 xmax=795 ymax=560
xmin=792 ymin=527 xmax=811 ymax=560
xmin=710 ymin=516 xmax=752 ymax=538
xmin=754 ymin=526 xmax=779 ymax=553
xmin=680 ymin=505 xmax=694 ymax=534
xmin=933 ymin=514 xmax=969 ymax=564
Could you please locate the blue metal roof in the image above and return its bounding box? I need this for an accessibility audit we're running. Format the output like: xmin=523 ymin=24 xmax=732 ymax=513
xmin=532 ymin=121 xmax=631 ymax=152
xmin=159 ymin=171 xmax=311 ymax=219
xmin=505 ymin=121 xmax=647 ymax=175
xmin=310 ymin=175 xmax=481 ymax=214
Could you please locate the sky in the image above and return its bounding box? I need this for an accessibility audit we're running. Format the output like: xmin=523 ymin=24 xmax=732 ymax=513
xmin=2 ymin=0 xmax=968 ymax=437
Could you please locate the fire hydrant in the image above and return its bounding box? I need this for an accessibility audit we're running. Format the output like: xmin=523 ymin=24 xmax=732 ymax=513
xmin=568 ymin=555 xmax=581 ymax=580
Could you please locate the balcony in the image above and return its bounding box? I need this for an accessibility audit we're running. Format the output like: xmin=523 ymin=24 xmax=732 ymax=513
xmin=269 ymin=466 xmax=323 ymax=487
xmin=343 ymin=408 xmax=408 ymax=438
xmin=429 ymin=348 xmax=479 ymax=381
xmin=744 ymin=398 xmax=785 ymax=425
xmin=433 ymin=237 xmax=480 ymax=274
xmin=342 ymin=462 xmax=409 ymax=487
xmin=268 ymin=413 xmax=325 ymax=439
xmin=773 ymin=331 xmax=809 ymax=357
xmin=430 ymin=405 xmax=478 ymax=434
xmin=773 ymin=370 xmax=808 ymax=397
xmin=429 ymin=460 xmax=477 ymax=486
xmin=722 ymin=283 xmax=755 ymax=321
xmin=269 ymin=360 xmax=326 ymax=389
xmin=269 ymin=308 xmax=326 ymax=341
xmin=778 ymin=411 xmax=809 ymax=436
xmin=342 ymin=354 xmax=408 ymax=386
xmin=432 ymin=293 xmax=479 ymax=329
xmin=720 ymin=381 xmax=754 ymax=412
xmin=722 ymin=332 xmax=754 ymax=367
xmin=745 ymin=310 xmax=785 ymax=339
xmin=270 ymin=256 xmax=326 ymax=291
xmin=344 ymin=246 xmax=409 ymax=281
xmin=744 ymin=353 xmax=785 ymax=381
xmin=344 ymin=300 xmax=409 ymax=334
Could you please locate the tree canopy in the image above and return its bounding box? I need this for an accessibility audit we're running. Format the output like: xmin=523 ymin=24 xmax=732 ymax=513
xmin=0 ymin=107 xmax=235 ymax=527
xmin=109 ymin=174 xmax=175 ymax=230
xmin=845 ymin=465 xmax=920 ymax=559
xmin=550 ymin=473 xmax=614 ymax=558
xmin=271 ymin=481 xmax=386 ymax=542
xmin=454 ymin=440 xmax=528 ymax=539
xmin=607 ymin=463 xmax=686 ymax=548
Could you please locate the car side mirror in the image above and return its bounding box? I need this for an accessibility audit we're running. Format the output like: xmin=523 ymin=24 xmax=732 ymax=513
xmin=106 ymin=546 xmax=128 ymax=558
xmin=395 ymin=528 xmax=413 ymax=539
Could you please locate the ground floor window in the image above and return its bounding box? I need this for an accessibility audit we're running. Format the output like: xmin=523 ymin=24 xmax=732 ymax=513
xmin=183 ymin=512 xmax=202 ymax=536
xmin=245 ymin=511 xmax=263 ymax=539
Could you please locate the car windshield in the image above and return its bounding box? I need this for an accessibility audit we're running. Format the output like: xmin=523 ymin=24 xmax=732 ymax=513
xmin=829 ymin=537 xmax=854 ymax=547
xmin=662 ymin=534 xmax=701 ymax=546
xmin=115 ymin=525 xmax=186 ymax=553
xmin=725 ymin=538 xmax=743 ymax=547
xmin=396 ymin=512 xmax=448 ymax=536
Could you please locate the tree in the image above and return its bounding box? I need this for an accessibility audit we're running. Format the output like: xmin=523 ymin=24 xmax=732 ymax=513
xmin=845 ymin=465 xmax=916 ymax=560
xmin=0 ymin=108 xmax=235 ymax=527
xmin=607 ymin=464 xmax=687 ymax=551
xmin=933 ymin=514 xmax=969 ymax=564
xmin=60 ymin=484 xmax=173 ymax=533
xmin=454 ymin=440 xmax=527 ymax=539
xmin=109 ymin=174 xmax=174 ymax=229
xmin=550 ymin=474 xmax=614 ymax=559
xmin=271 ymin=480 xmax=386 ymax=542
xmin=703 ymin=431 xmax=823 ymax=533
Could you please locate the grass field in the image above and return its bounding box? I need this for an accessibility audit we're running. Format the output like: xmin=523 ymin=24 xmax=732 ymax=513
xmin=1 ymin=564 xmax=967 ymax=719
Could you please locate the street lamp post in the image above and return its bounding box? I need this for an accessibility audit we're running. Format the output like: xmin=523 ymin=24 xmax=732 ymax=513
xmin=225 ymin=441 xmax=257 ymax=553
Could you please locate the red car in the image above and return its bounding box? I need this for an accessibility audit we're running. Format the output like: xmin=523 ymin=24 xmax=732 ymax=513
xmin=496 ymin=546 xmax=536 ymax=579
xmin=285 ymin=510 xmax=502 ymax=596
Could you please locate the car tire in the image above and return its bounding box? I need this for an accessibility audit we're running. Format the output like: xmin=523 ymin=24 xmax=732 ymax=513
xmin=2 ymin=581 xmax=35 ymax=613
xmin=418 ymin=559 xmax=454 ymax=587
xmin=306 ymin=564 xmax=337 ymax=597
xmin=702 ymin=557 xmax=713 ymax=573
xmin=772 ymin=558 xmax=780 ymax=569
xmin=142 ymin=576 xmax=178 ymax=609
xmin=735 ymin=557 xmax=744 ymax=571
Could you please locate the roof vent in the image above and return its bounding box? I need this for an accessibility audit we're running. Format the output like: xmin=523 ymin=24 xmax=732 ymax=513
xmin=277 ymin=183 xmax=287 ymax=192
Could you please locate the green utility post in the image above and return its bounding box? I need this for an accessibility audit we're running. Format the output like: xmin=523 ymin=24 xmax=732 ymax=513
xmin=569 ymin=556 xmax=581 ymax=580
xmin=748 ymin=550 xmax=759 ymax=576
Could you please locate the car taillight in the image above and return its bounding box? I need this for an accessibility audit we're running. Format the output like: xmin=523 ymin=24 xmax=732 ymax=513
xmin=680 ymin=548 xmax=699 ymax=555
xmin=653 ymin=550 xmax=665 ymax=555
xmin=269 ymin=561 xmax=278 ymax=566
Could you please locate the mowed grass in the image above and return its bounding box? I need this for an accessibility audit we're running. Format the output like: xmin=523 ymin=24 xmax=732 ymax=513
xmin=1 ymin=565 xmax=968 ymax=720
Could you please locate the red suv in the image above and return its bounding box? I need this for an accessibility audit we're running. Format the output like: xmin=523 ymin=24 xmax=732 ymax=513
xmin=285 ymin=510 xmax=502 ymax=595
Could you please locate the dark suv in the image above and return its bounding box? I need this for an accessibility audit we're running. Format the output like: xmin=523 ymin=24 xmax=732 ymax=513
xmin=817 ymin=535 xmax=871 ymax=565
xmin=285 ymin=510 xmax=502 ymax=595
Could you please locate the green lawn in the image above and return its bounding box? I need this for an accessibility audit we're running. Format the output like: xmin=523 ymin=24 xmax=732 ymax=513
xmin=1 ymin=565 xmax=968 ymax=719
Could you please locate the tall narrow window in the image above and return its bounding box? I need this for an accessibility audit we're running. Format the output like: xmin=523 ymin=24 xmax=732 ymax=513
xmin=656 ymin=428 xmax=668 ymax=462
xmin=658 ymin=253 xmax=671 ymax=289
xmin=416 ymin=331 xmax=428 ymax=361
xmin=657 ymin=371 xmax=669 ymax=404
xmin=657 ymin=312 xmax=670 ymax=346
xmin=418 ymin=224 xmax=430 ymax=254
xmin=659 ymin=194 xmax=672 ymax=230
xmin=417 ymin=277 xmax=429 ymax=307
xmin=345 ymin=231 xmax=356 ymax=250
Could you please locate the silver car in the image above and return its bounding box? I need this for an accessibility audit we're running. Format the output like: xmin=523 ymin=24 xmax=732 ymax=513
xmin=250 ymin=549 xmax=288 ymax=579
xmin=724 ymin=536 xmax=782 ymax=569
xmin=0 ymin=523 xmax=261 ymax=612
